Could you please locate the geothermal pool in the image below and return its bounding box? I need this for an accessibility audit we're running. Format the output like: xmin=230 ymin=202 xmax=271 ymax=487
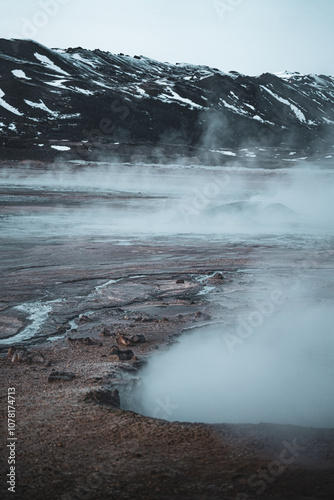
xmin=1 ymin=159 xmax=334 ymax=427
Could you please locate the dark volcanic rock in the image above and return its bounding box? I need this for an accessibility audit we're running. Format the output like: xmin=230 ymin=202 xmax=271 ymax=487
xmin=48 ymin=371 xmax=76 ymax=382
xmin=0 ymin=38 xmax=334 ymax=159
xmin=82 ymin=388 xmax=120 ymax=408
xmin=109 ymin=345 xmax=135 ymax=361
xmin=116 ymin=334 xmax=131 ymax=346
xmin=100 ymin=327 xmax=113 ymax=337
xmin=210 ymin=272 xmax=224 ymax=281
xmin=129 ymin=334 xmax=146 ymax=344
xmin=68 ymin=337 xmax=102 ymax=346
xmin=9 ymin=347 xmax=46 ymax=364
xmin=116 ymin=333 xmax=147 ymax=346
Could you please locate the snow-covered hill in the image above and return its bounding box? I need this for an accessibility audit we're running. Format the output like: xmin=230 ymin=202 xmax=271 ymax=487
xmin=0 ymin=38 xmax=334 ymax=160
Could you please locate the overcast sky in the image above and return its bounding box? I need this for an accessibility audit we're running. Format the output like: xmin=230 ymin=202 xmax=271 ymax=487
xmin=2 ymin=0 xmax=334 ymax=75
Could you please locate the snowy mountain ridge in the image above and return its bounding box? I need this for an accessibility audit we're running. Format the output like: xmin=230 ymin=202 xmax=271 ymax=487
xmin=0 ymin=38 xmax=334 ymax=160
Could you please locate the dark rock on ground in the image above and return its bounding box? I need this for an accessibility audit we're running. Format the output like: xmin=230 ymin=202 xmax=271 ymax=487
xmin=129 ymin=334 xmax=146 ymax=344
xmin=8 ymin=347 xmax=46 ymax=364
xmin=48 ymin=371 xmax=76 ymax=382
xmin=116 ymin=333 xmax=147 ymax=346
xmin=100 ymin=327 xmax=113 ymax=337
xmin=82 ymin=387 xmax=120 ymax=408
xmin=109 ymin=346 xmax=135 ymax=361
xmin=78 ymin=315 xmax=91 ymax=324
xmin=210 ymin=272 xmax=224 ymax=280
xmin=68 ymin=337 xmax=102 ymax=346
xmin=116 ymin=334 xmax=131 ymax=346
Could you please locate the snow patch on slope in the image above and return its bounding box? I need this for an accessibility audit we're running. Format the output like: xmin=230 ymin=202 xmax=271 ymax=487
xmin=24 ymin=99 xmax=56 ymax=114
xmin=12 ymin=69 xmax=31 ymax=80
xmin=34 ymin=52 xmax=70 ymax=76
xmin=261 ymin=86 xmax=307 ymax=123
xmin=0 ymin=89 xmax=23 ymax=116
xmin=159 ymin=86 xmax=203 ymax=109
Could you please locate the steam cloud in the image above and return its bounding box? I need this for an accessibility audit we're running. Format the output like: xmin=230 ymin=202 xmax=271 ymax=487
xmin=2 ymin=159 xmax=334 ymax=428
xmin=1 ymin=161 xmax=334 ymax=238
xmin=136 ymin=300 xmax=334 ymax=427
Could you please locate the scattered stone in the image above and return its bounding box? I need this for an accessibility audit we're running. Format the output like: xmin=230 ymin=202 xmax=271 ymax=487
xmin=118 ymin=349 xmax=135 ymax=361
xmin=195 ymin=312 xmax=212 ymax=321
xmin=9 ymin=347 xmax=46 ymax=365
xmin=210 ymin=272 xmax=224 ymax=281
xmin=141 ymin=318 xmax=153 ymax=323
xmin=11 ymin=351 xmax=29 ymax=363
xmin=48 ymin=371 xmax=76 ymax=382
xmin=116 ymin=334 xmax=131 ymax=346
xmin=78 ymin=314 xmax=91 ymax=324
xmin=176 ymin=279 xmax=185 ymax=284
xmin=29 ymin=352 xmax=46 ymax=364
xmin=117 ymin=334 xmax=146 ymax=345
xmin=110 ymin=345 xmax=120 ymax=355
xmin=129 ymin=334 xmax=146 ymax=344
xmin=100 ymin=327 xmax=112 ymax=337
xmin=56 ymin=326 xmax=67 ymax=334
xmin=82 ymin=388 xmax=120 ymax=408
xmin=109 ymin=346 xmax=135 ymax=361
xmin=68 ymin=337 xmax=102 ymax=346
xmin=7 ymin=347 xmax=17 ymax=359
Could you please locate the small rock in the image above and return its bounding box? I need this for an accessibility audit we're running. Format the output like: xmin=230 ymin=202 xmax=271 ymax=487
xmin=48 ymin=371 xmax=76 ymax=382
xmin=68 ymin=337 xmax=102 ymax=346
xmin=109 ymin=347 xmax=135 ymax=361
xmin=29 ymin=352 xmax=46 ymax=364
xmin=210 ymin=272 xmax=224 ymax=280
xmin=116 ymin=334 xmax=131 ymax=346
xmin=83 ymin=388 xmax=120 ymax=408
xmin=129 ymin=334 xmax=146 ymax=344
xmin=118 ymin=349 xmax=135 ymax=361
xmin=56 ymin=326 xmax=67 ymax=334
xmin=100 ymin=327 xmax=112 ymax=337
xmin=176 ymin=279 xmax=185 ymax=284
xmin=7 ymin=347 xmax=16 ymax=359
xmin=12 ymin=351 xmax=29 ymax=363
xmin=110 ymin=345 xmax=120 ymax=355
xmin=78 ymin=315 xmax=91 ymax=324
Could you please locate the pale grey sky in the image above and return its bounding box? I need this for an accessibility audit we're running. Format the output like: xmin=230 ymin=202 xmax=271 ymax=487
xmin=2 ymin=0 xmax=334 ymax=75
